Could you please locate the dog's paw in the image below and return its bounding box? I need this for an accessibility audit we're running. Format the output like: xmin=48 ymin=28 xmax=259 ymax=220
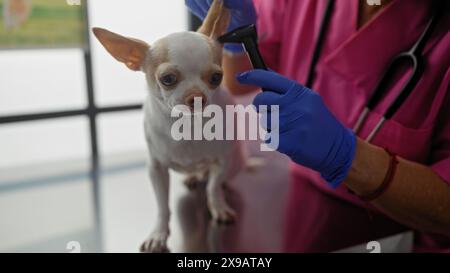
xmin=183 ymin=174 xmax=206 ymax=190
xmin=140 ymin=230 xmax=170 ymax=253
xmin=209 ymin=203 xmax=236 ymax=225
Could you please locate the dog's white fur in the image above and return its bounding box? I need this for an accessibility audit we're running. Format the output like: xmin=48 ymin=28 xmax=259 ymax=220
xmin=143 ymin=32 xmax=245 ymax=252
xmin=93 ymin=28 xmax=245 ymax=252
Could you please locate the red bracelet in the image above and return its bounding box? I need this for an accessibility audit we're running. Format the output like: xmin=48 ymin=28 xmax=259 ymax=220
xmin=359 ymin=149 xmax=399 ymax=202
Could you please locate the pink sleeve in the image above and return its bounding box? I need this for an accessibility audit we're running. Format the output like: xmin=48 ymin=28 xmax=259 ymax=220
xmin=430 ymin=69 xmax=450 ymax=184
xmin=253 ymin=0 xmax=286 ymax=71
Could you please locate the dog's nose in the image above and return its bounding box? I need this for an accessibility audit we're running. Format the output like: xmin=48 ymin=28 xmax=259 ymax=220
xmin=184 ymin=92 xmax=207 ymax=110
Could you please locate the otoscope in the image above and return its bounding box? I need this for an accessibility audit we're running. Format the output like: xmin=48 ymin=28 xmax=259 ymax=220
xmin=218 ymin=24 xmax=268 ymax=70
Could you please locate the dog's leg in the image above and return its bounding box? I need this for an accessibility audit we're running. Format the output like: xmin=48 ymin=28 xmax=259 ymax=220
xmin=183 ymin=170 xmax=209 ymax=190
xmin=207 ymin=161 xmax=236 ymax=224
xmin=140 ymin=159 xmax=170 ymax=253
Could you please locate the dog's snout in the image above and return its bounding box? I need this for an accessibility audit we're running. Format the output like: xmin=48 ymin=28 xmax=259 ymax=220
xmin=184 ymin=92 xmax=207 ymax=110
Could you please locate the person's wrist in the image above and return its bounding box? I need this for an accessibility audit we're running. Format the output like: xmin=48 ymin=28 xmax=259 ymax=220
xmin=345 ymin=138 xmax=391 ymax=195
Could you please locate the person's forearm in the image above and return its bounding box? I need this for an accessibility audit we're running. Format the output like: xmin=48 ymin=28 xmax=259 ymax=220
xmin=223 ymin=52 xmax=258 ymax=95
xmin=345 ymin=138 xmax=450 ymax=234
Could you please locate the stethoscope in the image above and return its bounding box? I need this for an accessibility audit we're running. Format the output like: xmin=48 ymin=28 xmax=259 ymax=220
xmin=306 ymin=0 xmax=445 ymax=142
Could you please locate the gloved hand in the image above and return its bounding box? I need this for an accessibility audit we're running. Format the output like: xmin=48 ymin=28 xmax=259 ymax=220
xmin=185 ymin=0 xmax=257 ymax=53
xmin=237 ymin=70 xmax=357 ymax=188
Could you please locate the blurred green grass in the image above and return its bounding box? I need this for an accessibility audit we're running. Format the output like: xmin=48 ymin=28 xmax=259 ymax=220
xmin=0 ymin=0 xmax=84 ymax=48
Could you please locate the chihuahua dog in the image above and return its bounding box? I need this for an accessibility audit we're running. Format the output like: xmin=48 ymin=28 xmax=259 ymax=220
xmin=93 ymin=0 xmax=247 ymax=252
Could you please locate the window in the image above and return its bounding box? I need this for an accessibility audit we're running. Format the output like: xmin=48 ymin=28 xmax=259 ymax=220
xmin=0 ymin=0 xmax=188 ymax=252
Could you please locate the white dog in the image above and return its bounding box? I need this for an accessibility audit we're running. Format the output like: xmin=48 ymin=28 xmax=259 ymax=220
xmin=93 ymin=0 xmax=248 ymax=253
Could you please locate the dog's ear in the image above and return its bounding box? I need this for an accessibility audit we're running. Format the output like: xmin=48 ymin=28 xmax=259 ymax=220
xmin=92 ymin=27 xmax=150 ymax=71
xmin=198 ymin=0 xmax=230 ymax=39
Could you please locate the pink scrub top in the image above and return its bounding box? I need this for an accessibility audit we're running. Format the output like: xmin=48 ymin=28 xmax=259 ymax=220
xmin=253 ymin=0 xmax=450 ymax=252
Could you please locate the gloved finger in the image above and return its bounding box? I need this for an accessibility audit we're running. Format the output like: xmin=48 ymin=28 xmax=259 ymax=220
xmin=223 ymin=0 xmax=237 ymax=9
xmin=232 ymin=0 xmax=254 ymax=21
xmin=196 ymin=0 xmax=211 ymax=16
xmin=253 ymin=90 xmax=282 ymax=109
xmin=236 ymin=70 xmax=298 ymax=94
xmin=185 ymin=0 xmax=207 ymax=20
xmin=224 ymin=0 xmax=244 ymax=9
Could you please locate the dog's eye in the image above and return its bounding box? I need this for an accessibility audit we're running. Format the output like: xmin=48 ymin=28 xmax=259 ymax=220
xmin=160 ymin=74 xmax=178 ymax=87
xmin=210 ymin=72 xmax=223 ymax=86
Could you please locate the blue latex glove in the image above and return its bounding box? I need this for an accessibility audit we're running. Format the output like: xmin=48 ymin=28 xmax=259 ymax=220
xmin=237 ymin=70 xmax=357 ymax=188
xmin=185 ymin=0 xmax=257 ymax=53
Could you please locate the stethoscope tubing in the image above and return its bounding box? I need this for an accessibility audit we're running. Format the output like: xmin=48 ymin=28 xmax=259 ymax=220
xmin=350 ymin=0 xmax=444 ymax=142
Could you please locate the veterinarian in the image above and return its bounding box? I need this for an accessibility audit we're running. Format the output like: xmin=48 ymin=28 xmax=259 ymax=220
xmin=186 ymin=0 xmax=450 ymax=252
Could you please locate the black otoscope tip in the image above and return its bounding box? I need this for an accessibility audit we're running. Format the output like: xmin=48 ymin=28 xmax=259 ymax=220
xmin=217 ymin=24 xmax=268 ymax=71
xmin=218 ymin=24 xmax=257 ymax=44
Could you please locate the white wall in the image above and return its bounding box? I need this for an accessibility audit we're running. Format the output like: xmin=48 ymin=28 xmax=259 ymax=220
xmin=0 ymin=0 xmax=188 ymax=169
